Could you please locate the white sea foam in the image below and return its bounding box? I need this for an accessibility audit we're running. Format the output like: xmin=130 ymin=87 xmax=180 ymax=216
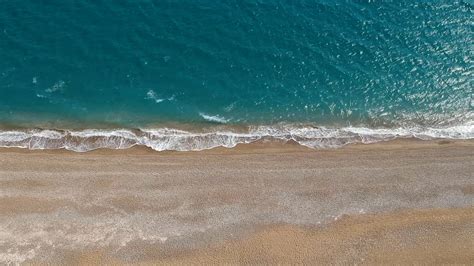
xmin=0 ymin=122 xmax=472 ymax=152
xmin=145 ymin=90 xmax=175 ymax=103
xmin=145 ymin=90 xmax=165 ymax=103
xmin=199 ymin=113 xmax=230 ymax=123
xmin=45 ymin=80 xmax=65 ymax=93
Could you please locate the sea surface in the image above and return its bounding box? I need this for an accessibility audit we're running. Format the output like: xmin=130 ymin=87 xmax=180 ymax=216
xmin=0 ymin=1 xmax=473 ymax=151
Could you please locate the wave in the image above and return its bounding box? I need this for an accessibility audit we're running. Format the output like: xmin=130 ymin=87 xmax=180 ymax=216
xmin=199 ymin=113 xmax=230 ymax=124
xmin=145 ymin=90 xmax=175 ymax=103
xmin=0 ymin=123 xmax=472 ymax=152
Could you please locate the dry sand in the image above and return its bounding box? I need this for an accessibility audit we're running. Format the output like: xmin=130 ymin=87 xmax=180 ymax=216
xmin=0 ymin=139 xmax=473 ymax=264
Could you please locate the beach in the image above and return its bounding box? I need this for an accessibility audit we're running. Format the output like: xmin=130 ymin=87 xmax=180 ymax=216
xmin=1 ymin=1 xmax=473 ymax=264
xmin=1 ymin=139 xmax=473 ymax=264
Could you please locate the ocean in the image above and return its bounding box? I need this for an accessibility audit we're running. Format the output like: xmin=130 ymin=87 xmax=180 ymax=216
xmin=0 ymin=0 xmax=472 ymax=151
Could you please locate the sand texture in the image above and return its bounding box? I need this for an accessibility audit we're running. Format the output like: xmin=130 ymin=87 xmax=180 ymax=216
xmin=0 ymin=139 xmax=473 ymax=264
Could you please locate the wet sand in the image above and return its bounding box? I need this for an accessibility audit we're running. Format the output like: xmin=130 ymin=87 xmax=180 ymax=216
xmin=0 ymin=139 xmax=473 ymax=264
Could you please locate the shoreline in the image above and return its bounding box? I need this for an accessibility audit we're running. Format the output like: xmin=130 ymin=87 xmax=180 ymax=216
xmin=1 ymin=137 xmax=473 ymax=154
xmin=0 ymin=139 xmax=473 ymax=264
xmin=1 ymin=123 xmax=473 ymax=152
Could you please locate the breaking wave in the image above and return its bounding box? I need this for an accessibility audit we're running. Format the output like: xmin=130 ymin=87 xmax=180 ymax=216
xmin=199 ymin=113 xmax=230 ymax=124
xmin=0 ymin=123 xmax=472 ymax=152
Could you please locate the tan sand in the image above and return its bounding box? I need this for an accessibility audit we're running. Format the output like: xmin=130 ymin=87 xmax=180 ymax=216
xmin=0 ymin=139 xmax=473 ymax=264
xmin=61 ymin=207 xmax=474 ymax=265
xmin=153 ymin=208 xmax=474 ymax=265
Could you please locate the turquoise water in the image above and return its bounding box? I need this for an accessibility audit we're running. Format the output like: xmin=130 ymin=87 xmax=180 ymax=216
xmin=0 ymin=1 xmax=473 ymax=151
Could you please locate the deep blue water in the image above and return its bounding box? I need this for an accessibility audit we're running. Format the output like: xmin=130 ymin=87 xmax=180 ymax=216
xmin=0 ymin=1 xmax=472 ymax=150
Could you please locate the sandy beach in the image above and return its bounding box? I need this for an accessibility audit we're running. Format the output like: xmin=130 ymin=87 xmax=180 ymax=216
xmin=0 ymin=139 xmax=473 ymax=264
